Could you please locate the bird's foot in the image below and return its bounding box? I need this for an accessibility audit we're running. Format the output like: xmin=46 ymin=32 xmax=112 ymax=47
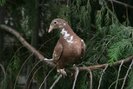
xmin=57 ymin=69 xmax=67 ymax=76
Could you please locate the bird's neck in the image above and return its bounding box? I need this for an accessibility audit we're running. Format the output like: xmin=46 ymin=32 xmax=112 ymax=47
xmin=60 ymin=24 xmax=75 ymax=44
xmin=60 ymin=24 xmax=75 ymax=35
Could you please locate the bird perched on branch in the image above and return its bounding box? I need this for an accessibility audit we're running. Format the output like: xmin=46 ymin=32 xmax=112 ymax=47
xmin=48 ymin=18 xmax=86 ymax=76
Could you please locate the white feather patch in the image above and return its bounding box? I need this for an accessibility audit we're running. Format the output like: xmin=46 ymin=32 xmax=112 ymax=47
xmin=44 ymin=58 xmax=53 ymax=61
xmin=61 ymin=28 xmax=73 ymax=44
xmin=81 ymin=39 xmax=86 ymax=48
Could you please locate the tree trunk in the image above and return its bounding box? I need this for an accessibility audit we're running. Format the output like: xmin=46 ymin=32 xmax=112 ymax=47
xmin=24 ymin=0 xmax=41 ymax=89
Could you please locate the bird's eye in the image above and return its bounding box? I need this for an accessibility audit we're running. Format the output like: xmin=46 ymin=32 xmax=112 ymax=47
xmin=54 ymin=21 xmax=57 ymax=24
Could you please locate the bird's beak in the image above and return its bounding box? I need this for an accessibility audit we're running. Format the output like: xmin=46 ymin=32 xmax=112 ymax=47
xmin=48 ymin=25 xmax=53 ymax=33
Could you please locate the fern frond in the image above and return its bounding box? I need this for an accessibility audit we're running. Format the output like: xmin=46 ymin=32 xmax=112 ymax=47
xmin=108 ymin=39 xmax=133 ymax=62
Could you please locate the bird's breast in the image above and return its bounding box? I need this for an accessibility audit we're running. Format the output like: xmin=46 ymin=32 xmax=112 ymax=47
xmin=60 ymin=37 xmax=82 ymax=58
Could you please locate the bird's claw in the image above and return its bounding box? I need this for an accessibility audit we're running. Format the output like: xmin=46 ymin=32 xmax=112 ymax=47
xmin=57 ymin=69 xmax=67 ymax=76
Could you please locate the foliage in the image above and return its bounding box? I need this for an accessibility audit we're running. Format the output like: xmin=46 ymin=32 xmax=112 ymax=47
xmin=0 ymin=0 xmax=6 ymax=6
xmin=76 ymin=72 xmax=88 ymax=89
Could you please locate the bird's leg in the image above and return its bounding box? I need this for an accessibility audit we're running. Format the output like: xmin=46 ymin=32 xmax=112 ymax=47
xmin=57 ymin=68 xmax=67 ymax=76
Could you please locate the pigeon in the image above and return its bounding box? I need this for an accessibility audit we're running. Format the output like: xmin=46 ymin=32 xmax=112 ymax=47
xmin=48 ymin=18 xmax=86 ymax=75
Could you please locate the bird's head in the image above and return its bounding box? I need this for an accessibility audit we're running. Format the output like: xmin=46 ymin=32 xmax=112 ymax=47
xmin=48 ymin=18 xmax=67 ymax=33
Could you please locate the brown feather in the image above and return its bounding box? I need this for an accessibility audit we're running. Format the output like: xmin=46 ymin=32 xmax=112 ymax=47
xmin=48 ymin=18 xmax=86 ymax=73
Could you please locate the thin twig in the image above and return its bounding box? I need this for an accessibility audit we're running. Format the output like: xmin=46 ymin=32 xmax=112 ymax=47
xmin=72 ymin=67 xmax=79 ymax=89
xmin=125 ymin=6 xmax=129 ymax=25
xmin=121 ymin=60 xmax=133 ymax=89
xmin=39 ymin=67 xmax=56 ymax=89
xmin=13 ymin=53 xmax=33 ymax=89
xmin=0 ymin=64 xmax=6 ymax=80
xmin=108 ymin=78 xmax=124 ymax=89
xmin=115 ymin=60 xmax=124 ymax=89
xmin=26 ymin=60 xmax=43 ymax=89
xmin=110 ymin=0 xmax=115 ymax=13
xmin=108 ymin=0 xmax=133 ymax=9
xmin=28 ymin=66 xmax=42 ymax=89
xmin=97 ymin=64 xmax=108 ymax=89
xmin=50 ymin=74 xmax=62 ymax=89
xmin=87 ymin=69 xmax=93 ymax=89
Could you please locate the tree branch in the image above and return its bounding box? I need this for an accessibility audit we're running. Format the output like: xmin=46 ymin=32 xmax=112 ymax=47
xmin=87 ymin=69 xmax=93 ymax=89
xmin=50 ymin=74 xmax=62 ymax=89
xmin=79 ymin=55 xmax=133 ymax=71
xmin=72 ymin=67 xmax=79 ymax=89
xmin=1 ymin=24 xmax=133 ymax=72
xmin=0 ymin=24 xmax=55 ymax=67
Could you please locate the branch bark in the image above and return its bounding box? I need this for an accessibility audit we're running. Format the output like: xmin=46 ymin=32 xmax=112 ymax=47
xmin=79 ymin=55 xmax=133 ymax=71
xmin=0 ymin=24 xmax=133 ymax=72
xmin=0 ymin=24 xmax=55 ymax=67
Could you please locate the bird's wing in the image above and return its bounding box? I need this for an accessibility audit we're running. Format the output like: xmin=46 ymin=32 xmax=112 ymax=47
xmin=53 ymin=42 xmax=63 ymax=62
